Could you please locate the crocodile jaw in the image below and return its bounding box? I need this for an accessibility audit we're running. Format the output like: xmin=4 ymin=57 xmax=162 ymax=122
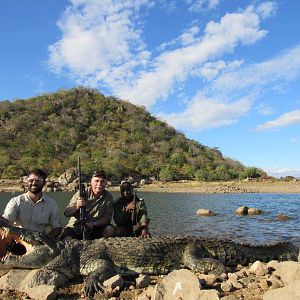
xmin=0 ymin=226 xmax=58 ymax=270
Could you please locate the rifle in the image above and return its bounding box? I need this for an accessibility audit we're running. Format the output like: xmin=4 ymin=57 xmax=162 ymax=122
xmin=77 ymin=157 xmax=89 ymax=240
xmin=131 ymin=189 xmax=139 ymax=236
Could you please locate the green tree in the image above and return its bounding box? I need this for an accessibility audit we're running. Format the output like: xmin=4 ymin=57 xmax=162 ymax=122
xmin=159 ymin=166 xmax=176 ymax=182
xmin=239 ymin=167 xmax=262 ymax=180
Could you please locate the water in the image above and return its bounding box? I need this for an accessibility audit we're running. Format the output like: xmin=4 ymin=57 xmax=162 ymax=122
xmin=0 ymin=191 xmax=299 ymax=247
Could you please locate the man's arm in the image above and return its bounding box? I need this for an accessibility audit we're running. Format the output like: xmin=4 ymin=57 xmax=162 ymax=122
xmin=48 ymin=199 xmax=63 ymax=239
xmin=2 ymin=197 xmax=19 ymax=225
xmin=113 ymin=199 xmax=132 ymax=225
xmin=136 ymin=199 xmax=150 ymax=238
xmin=64 ymin=191 xmax=81 ymax=217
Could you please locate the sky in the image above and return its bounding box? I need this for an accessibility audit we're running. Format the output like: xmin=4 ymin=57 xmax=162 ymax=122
xmin=1 ymin=0 xmax=300 ymax=178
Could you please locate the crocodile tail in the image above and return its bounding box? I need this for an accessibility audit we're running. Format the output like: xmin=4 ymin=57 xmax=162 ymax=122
xmin=240 ymin=242 xmax=299 ymax=264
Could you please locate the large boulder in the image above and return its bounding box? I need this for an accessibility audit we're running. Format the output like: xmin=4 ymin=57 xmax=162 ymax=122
xmin=263 ymin=279 xmax=300 ymax=300
xmin=248 ymin=208 xmax=263 ymax=215
xmin=235 ymin=206 xmax=249 ymax=215
xmin=277 ymin=213 xmax=291 ymax=221
xmin=267 ymin=261 xmax=300 ymax=285
xmin=235 ymin=206 xmax=262 ymax=215
xmin=57 ymin=168 xmax=77 ymax=185
xmin=196 ymin=209 xmax=216 ymax=216
xmin=150 ymin=269 xmax=203 ymax=300
xmin=0 ymin=269 xmax=58 ymax=300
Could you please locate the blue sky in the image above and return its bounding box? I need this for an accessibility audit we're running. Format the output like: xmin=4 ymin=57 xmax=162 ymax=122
xmin=1 ymin=0 xmax=300 ymax=178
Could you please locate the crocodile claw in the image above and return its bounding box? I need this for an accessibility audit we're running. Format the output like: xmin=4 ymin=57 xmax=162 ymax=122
xmin=84 ymin=277 xmax=104 ymax=296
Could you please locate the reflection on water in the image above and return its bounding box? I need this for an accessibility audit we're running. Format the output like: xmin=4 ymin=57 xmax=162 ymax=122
xmin=0 ymin=191 xmax=299 ymax=247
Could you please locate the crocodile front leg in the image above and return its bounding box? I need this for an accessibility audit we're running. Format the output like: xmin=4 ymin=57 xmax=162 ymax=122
xmin=83 ymin=259 xmax=117 ymax=296
xmin=28 ymin=244 xmax=80 ymax=288
xmin=183 ymin=243 xmax=227 ymax=275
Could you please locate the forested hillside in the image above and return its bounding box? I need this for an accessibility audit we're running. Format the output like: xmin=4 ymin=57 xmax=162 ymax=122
xmin=0 ymin=87 xmax=262 ymax=181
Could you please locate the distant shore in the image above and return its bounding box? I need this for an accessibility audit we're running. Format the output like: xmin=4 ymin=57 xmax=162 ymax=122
xmin=1 ymin=178 xmax=300 ymax=194
xmin=133 ymin=180 xmax=300 ymax=194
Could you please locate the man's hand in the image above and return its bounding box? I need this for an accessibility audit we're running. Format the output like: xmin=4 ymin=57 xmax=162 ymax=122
xmin=0 ymin=216 xmax=9 ymax=226
xmin=125 ymin=201 xmax=135 ymax=212
xmin=76 ymin=197 xmax=87 ymax=209
xmin=85 ymin=221 xmax=95 ymax=229
xmin=141 ymin=228 xmax=150 ymax=238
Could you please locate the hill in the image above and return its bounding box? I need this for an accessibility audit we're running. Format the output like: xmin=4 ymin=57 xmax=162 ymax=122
xmin=0 ymin=87 xmax=262 ymax=181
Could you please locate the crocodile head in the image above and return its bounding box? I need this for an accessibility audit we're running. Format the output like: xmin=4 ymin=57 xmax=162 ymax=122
xmin=0 ymin=225 xmax=61 ymax=271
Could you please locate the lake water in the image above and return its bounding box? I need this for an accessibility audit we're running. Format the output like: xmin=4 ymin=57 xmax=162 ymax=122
xmin=0 ymin=191 xmax=299 ymax=247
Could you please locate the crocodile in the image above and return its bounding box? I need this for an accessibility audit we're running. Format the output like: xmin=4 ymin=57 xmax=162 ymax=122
xmin=0 ymin=224 xmax=299 ymax=296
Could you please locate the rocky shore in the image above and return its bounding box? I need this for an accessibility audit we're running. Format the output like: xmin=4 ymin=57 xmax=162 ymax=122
xmin=1 ymin=177 xmax=300 ymax=194
xmin=1 ymin=255 xmax=299 ymax=300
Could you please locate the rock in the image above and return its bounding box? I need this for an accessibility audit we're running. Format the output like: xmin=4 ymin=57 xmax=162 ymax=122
xmin=277 ymin=213 xmax=291 ymax=221
xmin=150 ymin=269 xmax=202 ymax=300
xmin=137 ymin=286 xmax=154 ymax=300
xmin=248 ymin=207 xmax=263 ymax=215
xmin=248 ymin=282 xmax=260 ymax=289
xmin=24 ymin=268 xmax=69 ymax=288
xmin=25 ymin=285 xmax=57 ymax=300
xmin=228 ymin=272 xmax=240 ymax=281
xmin=198 ymin=289 xmax=219 ymax=299
xmin=268 ymin=261 xmax=300 ymax=285
xmin=235 ymin=206 xmax=249 ymax=215
xmin=103 ymin=274 xmax=124 ymax=290
xmin=196 ymin=208 xmax=216 ymax=216
xmin=235 ymin=268 xmax=248 ymax=278
xmin=267 ymin=274 xmax=284 ymax=289
xmin=259 ymin=278 xmax=270 ymax=290
xmin=197 ymin=274 xmax=218 ymax=286
xmin=221 ymin=295 xmax=240 ymax=300
xmin=226 ymin=273 xmax=244 ymax=289
xmin=0 ymin=269 xmax=32 ymax=290
xmin=56 ymin=168 xmax=77 ymax=186
xmin=239 ymin=277 xmax=253 ymax=286
xmin=221 ymin=282 xmax=232 ymax=292
xmin=263 ymin=279 xmax=300 ymax=300
xmin=249 ymin=261 xmax=269 ymax=276
xmin=136 ymin=274 xmax=151 ymax=289
xmin=0 ymin=269 xmax=58 ymax=300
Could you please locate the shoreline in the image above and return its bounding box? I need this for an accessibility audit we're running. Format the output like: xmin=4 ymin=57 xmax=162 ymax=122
xmin=2 ymin=179 xmax=300 ymax=194
xmin=133 ymin=180 xmax=300 ymax=194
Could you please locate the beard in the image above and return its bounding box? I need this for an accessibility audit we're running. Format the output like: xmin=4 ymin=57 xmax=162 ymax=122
xmin=28 ymin=185 xmax=43 ymax=194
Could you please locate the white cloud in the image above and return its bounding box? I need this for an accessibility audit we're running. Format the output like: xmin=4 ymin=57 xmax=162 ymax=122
xmin=255 ymin=109 xmax=300 ymax=131
xmin=186 ymin=0 xmax=220 ymax=12
xmin=208 ymin=46 xmax=300 ymax=99
xmin=116 ymin=5 xmax=268 ymax=106
xmin=256 ymin=102 xmax=273 ymax=115
xmin=159 ymin=94 xmax=251 ymax=131
xmin=48 ymin=0 xmax=151 ymax=79
xmin=49 ymin=2 xmax=269 ymax=108
xmin=49 ymin=1 xmax=297 ymax=132
xmin=157 ymin=25 xmax=201 ymax=51
xmin=160 ymin=44 xmax=300 ymax=131
xmin=256 ymin=1 xmax=277 ymax=19
xmin=266 ymin=166 xmax=300 ymax=178
xmin=191 ymin=59 xmax=244 ymax=81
